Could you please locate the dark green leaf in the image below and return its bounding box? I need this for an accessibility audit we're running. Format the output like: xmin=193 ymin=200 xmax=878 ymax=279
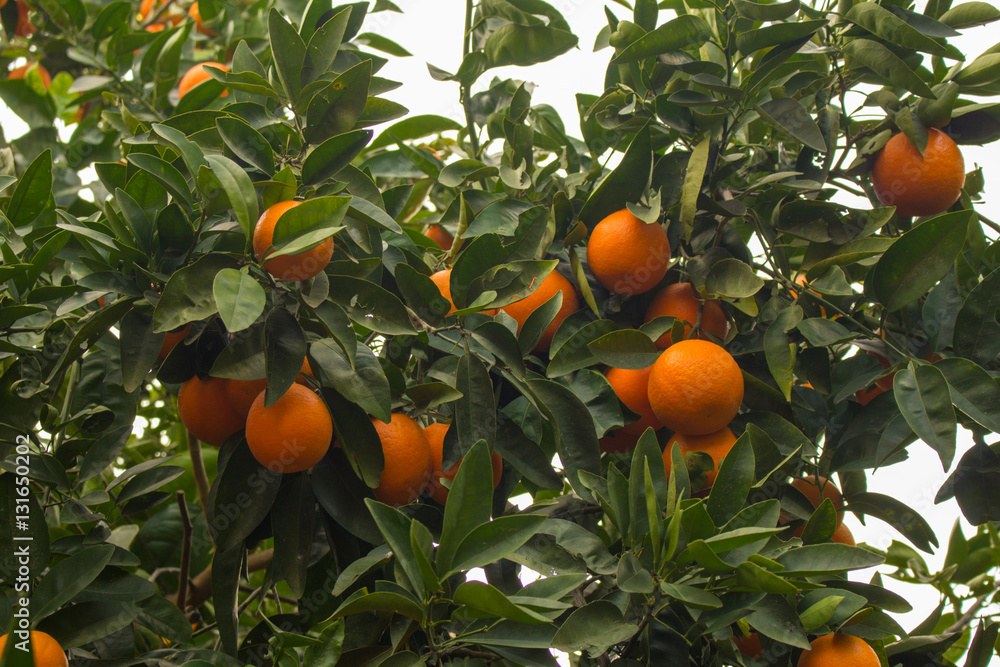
xmin=849 ymin=492 xmax=939 ymax=553
xmin=843 ymin=38 xmax=936 ymax=98
xmin=30 ymin=545 xmax=114 ymax=620
xmin=893 ymin=363 xmax=956 ymax=469
xmin=438 ymin=440 xmax=494 ymax=574
xmin=216 ymin=117 xmax=275 ymax=175
xmin=211 ymin=442 xmax=282 ymax=552
xmin=449 ymin=514 xmax=549 ymax=575
xmin=7 ymin=149 xmax=52 ymax=228
xmin=269 ymin=8 xmax=307 ymax=102
xmin=213 ymin=268 xmax=266 ymax=333
xmin=455 ymin=354 xmax=497 ymax=457
xmin=302 ymin=129 xmax=373 ymax=185
xmin=954 ymin=267 xmax=1000 ymax=364
xmin=755 ymin=98 xmax=827 ymax=152
xmin=551 ymin=600 xmax=639 ymax=655
xmin=153 ymin=254 xmax=239 ymax=332
xmin=587 ymin=329 xmax=660 ymax=369
xmin=327 ymin=276 xmax=417 ymax=335
xmin=706 ymin=433 xmax=755 ymax=525
xmin=611 ymin=14 xmax=711 ymax=64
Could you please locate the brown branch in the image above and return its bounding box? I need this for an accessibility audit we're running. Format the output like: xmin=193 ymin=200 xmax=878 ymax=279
xmin=175 ymin=491 xmax=192 ymax=611
xmin=945 ymin=580 xmax=1000 ymax=635
xmin=169 ymin=548 xmax=274 ymax=611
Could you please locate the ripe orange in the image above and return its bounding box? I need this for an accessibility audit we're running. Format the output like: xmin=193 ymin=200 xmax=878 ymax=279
xmin=177 ymin=376 xmax=244 ymax=446
xmin=854 ymin=383 xmax=886 ymax=406
xmin=15 ymin=0 xmax=34 ymax=36
xmin=644 ymin=282 xmax=729 ymax=348
xmin=0 ymin=631 xmax=68 ymax=667
xmin=790 ymin=475 xmax=845 ymax=524
xmin=586 ymin=209 xmax=671 ymax=296
xmin=872 ymin=128 xmax=965 ymax=218
xmin=499 ymin=269 xmax=579 ymax=351
xmin=605 ymin=366 xmax=662 ymax=436
xmin=371 ymin=413 xmax=434 ymax=506
xmin=733 ymin=632 xmax=763 ymax=659
xmin=832 ymin=522 xmax=856 ymax=546
xmin=9 ymin=62 xmax=50 ymax=88
xmin=246 ymin=383 xmax=332 ymax=473
xmin=429 ymin=269 xmax=496 ymax=316
xmin=0 ymin=0 xmax=7 ymax=8
xmin=177 ymin=61 xmax=229 ymax=99
xmin=253 ymin=201 xmax=335 ymax=281
xmin=224 ymin=378 xmax=268 ymax=418
xmin=137 ymin=0 xmax=162 ymax=19
xmin=158 ymin=324 xmax=190 ymax=361
xmin=425 ymin=225 xmax=453 ymax=250
xmin=647 ymin=339 xmax=743 ymax=435
xmin=424 ymin=422 xmax=502 ymax=505
xmin=797 ymin=633 xmax=878 ymax=667
xmin=188 ymin=2 xmax=216 ymax=35
xmin=662 ymin=427 xmax=737 ymax=489
xmin=297 ymin=357 xmax=315 ymax=383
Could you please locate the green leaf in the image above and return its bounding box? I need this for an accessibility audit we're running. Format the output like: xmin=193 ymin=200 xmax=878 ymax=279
xmin=269 ymin=8 xmax=307 ymax=102
xmin=587 ymin=329 xmax=660 ymax=369
xmin=775 ymin=544 xmax=885 ymax=575
xmin=211 ymin=443 xmax=282 ymax=552
xmin=213 ymin=268 xmax=266 ymax=333
xmin=454 ymin=581 xmax=551 ymax=623
xmin=370 ymin=114 xmax=463 ymax=149
xmin=735 ymin=0 xmax=800 ymax=21
xmin=936 ymin=357 xmax=1000 ymax=432
xmin=551 ymin=600 xmax=639 ymax=655
xmin=455 ymin=354 xmax=498 ymax=457
xmin=546 ymin=319 xmax=619 ymax=377
xmin=270 ymin=474 xmax=315 ymax=598
xmin=305 ymin=60 xmax=372 ymax=144
xmin=119 ymin=309 xmax=165 ymax=394
xmin=846 ymin=3 xmax=949 ymax=54
xmin=953 ymin=54 xmax=1000 ymax=87
xmin=952 ymin=443 xmax=1000 ymax=525
xmin=870 ymin=211 xmax=972 ymax=311
xmin=448 ymin=514 xmax=549 ymax=575
xmin=893 ymin=363 xmax=956 ymax=469
xmin=331 ymin=589 xmax=425 ymax=622
xmin=302 ymin=129 xmax=373 ymax=185
xmin=7 ymin=149 xmax=52 ymax=228
xmin=681 ymin=137 xmax=711 ymax=242
xmin=92 ymin=1 xmax=131 ymax=41
xmin=302 ymin=619 xmax=345 ymax=666
xmin=755 ymin=98 xmax=827 ymax=152
xmin=746 ymin=595 xmax=810 ymax=649
xmin=205 ymin=155 xmax=259 ymax=241
xmin=263 ymin=307 xmax=307 ymax=407
xmin=35 ymin=601 xmax=138 ymax=649
xmin=764 ymin=305 xmax=803 ymax=401
xmin=706 ymin=433 xmax=755 ymax=525
xmin=268 ymin=196 xmax=351 ymax=259
xmin=153 ymin=254 xmax=240 ymax=332
xmin=660 ymin=582 xmax=723 ymax=609
xmin=611 ymin=14 xmax=710 ymax=64
xmin=310 ymin=340 xmax=391 ymax=423
xmin=954 ymin=267 xmax=1000 ymax=364
xmin=327 ymin=276 xmax=417 ymax=335
xmin=332 ymin=545 xmax=391 ymax=596
xmin=849 ymin=492 xmax=939 ymax=553
xmin=438 ymin=441 xmax=493 ymax=573
xmin=216 ymin=117 xmax=275 ymax=175
xmin=843 ymin=38 xmax=936 ymax=98
xmin=705 ymin=258 xmax=765 ymax=298
xmin=303 ymin=7 xmax=352 ymax=84
xmin=365 ymin=500 xmax=425 ymax=596
xmin=939 ymin=1 xmax=1000 ymax=28
xmin=579 ymin=125 xmax=652 ymax=227
xmin=796 ymin=318 xmax=857 ymax=346
xmin=735 ymin=19 xmax=827 ymax=56
xmin=355 ymin=31 xmax=412 ymax=56
xmin=483 ymin=23 xmax=578 ymax=69
xmin=125 ymin=153 xmax=193 ymax=209
xmin=31 ymin=545 xmax=114 ymax=620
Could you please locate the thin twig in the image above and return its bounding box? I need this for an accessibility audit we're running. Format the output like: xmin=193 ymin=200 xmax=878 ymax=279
xmin=185 ymin=429 xmax=212 ymax=529
xmin=945 ymin=581 xmax=1000 ymax=634
xmin=175 ymin=491 xmax=193 ymax=612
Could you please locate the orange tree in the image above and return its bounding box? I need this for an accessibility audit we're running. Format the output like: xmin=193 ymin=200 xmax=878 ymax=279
xmin=2 ymin=0 xmax=1000 ymax=664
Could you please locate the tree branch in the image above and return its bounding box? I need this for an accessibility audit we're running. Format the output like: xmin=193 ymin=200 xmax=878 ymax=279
xmin=185 ymin=429 xmax=212 ymax=530
xmin=175 ymin=491 xmax=192 ymax=612
xmin=169 ymin=548 xmax=274 ymax=611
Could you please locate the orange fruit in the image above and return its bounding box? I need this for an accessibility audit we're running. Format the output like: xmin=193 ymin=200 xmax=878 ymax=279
xmin=177 ymin=61 xmax=229 ymax=99
xmin=790 ymin=475 xmax=845 ymax=524
xmin=647 ymin=339 xmax=743 ymax=435
xmin=425 ymin=225 xmax=453 ymax=250
xmin=177 ymin=376 xmax=244 ymax=446
xmin=586 ymin=209 xmax=671 ymax=296
xmin=644 ymin=283 xmax=729 ymax=348
xmin=0 ymin=631 xmax=68 ymax=667
xmin=246 ymin=383 xmax=332 ymax=473
xmin=871 ymin=128 xmax=965 ymax=218
xmin=253 ymin=201 xmax=335 ymax=281
xmin=832 ymin=522 xmax=856 ymax=546
xmin=9 ymin=62 xmax=50 ymax=88
xmin=158 ymin=323 xmax=190 ymax=361
xmin=429 ymin=269 xmax=496 ymax=316
xmin=188 ymin=2 xmax=216 ymax=35
xmin=15 ymin=0 xmax=34 ymax=36
xmin=0 ymin=0 xmax=7 ymax=8
xmin=371 ymin=413 xmax=434 ymax=507
xmin=499 ymin=269 xmax=579 ymax=351
xmin=605 ymin=366 xmax=662 ymax=436
xmin=854 ymin=384 xmax=886 ymax=405
xmin=733 ymin=632 xmax=763 ymax=659
xmin=424 ymin=422 xmax=502 ymax=505
xmin=797 ymin=633 xmax=878 ymax=667
xmin=137 ymin=0 xmax=161 ymax=19
xmin=663 ymin=427 xmax=737 ymax=489
xmin=224 ymin=378 xmax=268 ymax=418
xmin=297 ymin=357 xmax=315 ymax=383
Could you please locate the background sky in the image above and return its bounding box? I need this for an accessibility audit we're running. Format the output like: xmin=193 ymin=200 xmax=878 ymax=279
xmin=7 ymin=0 xmax=998 ymax=655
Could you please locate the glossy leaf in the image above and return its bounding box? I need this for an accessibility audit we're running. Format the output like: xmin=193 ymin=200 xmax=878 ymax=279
xmin=213 ymin=268 xmax=266 ymax=333
xmin=893 ymin=363 xmax=956 ymax=469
